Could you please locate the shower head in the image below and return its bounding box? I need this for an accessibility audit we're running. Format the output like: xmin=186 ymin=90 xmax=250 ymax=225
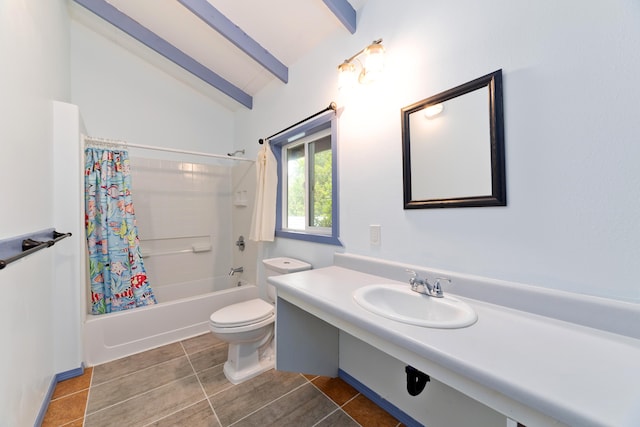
xmin=227 ymin=149 xmax=245 ymax=157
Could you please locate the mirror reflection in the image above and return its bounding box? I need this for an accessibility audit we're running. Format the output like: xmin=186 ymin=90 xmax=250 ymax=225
xmin=402 ymin=70 xmax=506 ymax=209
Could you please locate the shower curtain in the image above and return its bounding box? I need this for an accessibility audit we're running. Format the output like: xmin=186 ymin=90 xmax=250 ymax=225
xmin=84 ymin=147 xmax=156 ymax=314
xmin=250 ymin=143 xmax=277 ymax=242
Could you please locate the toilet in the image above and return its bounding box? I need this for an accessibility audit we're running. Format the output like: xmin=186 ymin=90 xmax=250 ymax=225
xmin=209 ymin=257 xmax=312 ymax=384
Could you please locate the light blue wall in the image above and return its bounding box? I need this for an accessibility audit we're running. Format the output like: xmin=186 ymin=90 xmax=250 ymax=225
xmin=2 ymin=3 xmax=638 ymax=423
xmin=236 ymin=0 xmax=640 ymax=303
xmin=0 ymin=0 xmax=71 ymax=425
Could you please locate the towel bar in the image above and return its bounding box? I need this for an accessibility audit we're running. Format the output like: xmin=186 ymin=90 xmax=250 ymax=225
xmin=0 ymin=230 xmax=72 ymax=270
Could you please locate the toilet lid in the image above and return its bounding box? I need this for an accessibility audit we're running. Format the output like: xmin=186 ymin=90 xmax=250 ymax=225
xmin=210 ymin=299 xmax=274 ymax=327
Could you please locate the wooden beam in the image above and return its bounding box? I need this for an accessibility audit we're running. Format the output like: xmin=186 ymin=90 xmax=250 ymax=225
xmin=322 ymin=0 xmax=357 ymax=34
xmin=73 ymin=0 xmax=253 ymax=109
xmin=178 ymin=0 xmax=288 ymax=83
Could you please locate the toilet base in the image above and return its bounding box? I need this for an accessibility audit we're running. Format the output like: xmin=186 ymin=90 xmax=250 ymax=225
xmin=222 ymin=336 xmax=275 ymax=385
xmin=223 ymin=355 xmax=274 ymax=384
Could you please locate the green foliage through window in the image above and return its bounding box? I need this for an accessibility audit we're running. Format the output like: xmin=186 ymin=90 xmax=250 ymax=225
xmin=274 ymin=114 xmax=340 ymax=246
xmin=310 ymin=137 xmax=332 ymax=228
xmin=284 ymin=130 xmax=332 ymax=233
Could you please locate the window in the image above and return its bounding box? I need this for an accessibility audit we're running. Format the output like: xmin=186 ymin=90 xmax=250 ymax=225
xmin=271 ymin=113 xmax=340 ymax=245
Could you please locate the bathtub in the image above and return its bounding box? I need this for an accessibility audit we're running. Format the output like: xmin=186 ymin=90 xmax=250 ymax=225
xmin=83 ymin=283 xmax=258 ymax=366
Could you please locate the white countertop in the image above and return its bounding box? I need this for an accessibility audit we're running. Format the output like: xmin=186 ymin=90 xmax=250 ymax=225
xmin=270 ymin=265 xmax=640 ymax=427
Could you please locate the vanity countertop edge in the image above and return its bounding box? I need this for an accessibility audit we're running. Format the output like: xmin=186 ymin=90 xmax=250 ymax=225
xmin=269 ymin=265 xmax=640 ymax=427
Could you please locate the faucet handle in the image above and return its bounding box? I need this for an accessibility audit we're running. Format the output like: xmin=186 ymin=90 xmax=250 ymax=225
xmin=405 ymin=269 xmax=418 ymax=284
xmin=432 ymin=277 xmax=451 ymax=296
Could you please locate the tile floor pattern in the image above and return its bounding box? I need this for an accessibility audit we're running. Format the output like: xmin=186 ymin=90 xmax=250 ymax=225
xmin=43 ymin=334 xmax=404 ymax=427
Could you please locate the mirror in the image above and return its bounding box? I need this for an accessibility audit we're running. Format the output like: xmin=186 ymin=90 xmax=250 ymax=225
xmin=402 ymin=70 xmax=506 ymax=209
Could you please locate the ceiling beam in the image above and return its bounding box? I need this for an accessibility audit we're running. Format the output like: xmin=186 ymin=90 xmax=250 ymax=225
xmin=178 ymin=0 xmax=289 ymax=84
xmin=73 ymin=0 xmax=253 ymax=109
xmin=322 ymin=0 xmax=357 ymax=34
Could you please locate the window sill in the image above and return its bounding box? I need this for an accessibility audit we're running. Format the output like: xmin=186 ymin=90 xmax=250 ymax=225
xmin=275 ymin=230 xmax=343 ymax=246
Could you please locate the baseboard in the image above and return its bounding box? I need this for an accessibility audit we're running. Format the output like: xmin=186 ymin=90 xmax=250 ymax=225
xmin=55 ymin=365 xmax=85 ymax=382
xmin=338 ymin=368 xmax=423 ymax=427
xmin=34 ymin=364 xmax=84 ymax=427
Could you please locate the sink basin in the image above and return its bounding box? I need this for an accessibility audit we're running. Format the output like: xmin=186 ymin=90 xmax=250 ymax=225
xmin=353 ymin=284 xmax=477 ymax=328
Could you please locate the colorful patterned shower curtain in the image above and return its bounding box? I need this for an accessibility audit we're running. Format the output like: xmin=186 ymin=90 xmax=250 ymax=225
xmin=84 ymin=147 xmax=156 ymax=315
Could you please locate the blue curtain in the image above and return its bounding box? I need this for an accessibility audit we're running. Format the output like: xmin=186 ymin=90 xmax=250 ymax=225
xmin=84 ymin=147 xmax=156 ymax=314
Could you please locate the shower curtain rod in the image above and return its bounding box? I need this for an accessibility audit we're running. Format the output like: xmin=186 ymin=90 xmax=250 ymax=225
xmin=258 ymin=102 xmax=336 ymax=144
xmin=83 ymin=135 xmax=253 ymax=162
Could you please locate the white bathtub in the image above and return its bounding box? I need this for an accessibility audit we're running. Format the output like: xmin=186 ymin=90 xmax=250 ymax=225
xmin=83 ymin=284 xmax=258 ymax=366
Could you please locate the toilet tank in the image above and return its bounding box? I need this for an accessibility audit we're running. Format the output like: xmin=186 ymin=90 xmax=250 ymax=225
xmin=262 ymin=257 xmax=312 ymax=301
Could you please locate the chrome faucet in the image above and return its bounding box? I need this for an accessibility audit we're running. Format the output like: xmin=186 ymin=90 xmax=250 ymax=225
xmin=229 ymin=266 xmax=244 ymax=276
xmin=406 ymin=270 xmax=450 ymax=298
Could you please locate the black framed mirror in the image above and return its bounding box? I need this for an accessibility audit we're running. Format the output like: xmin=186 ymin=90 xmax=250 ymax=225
xmin=401 ymin=69 xmax=506 ymax=209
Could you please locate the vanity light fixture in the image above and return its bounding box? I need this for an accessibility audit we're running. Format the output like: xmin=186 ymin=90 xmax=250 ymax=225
xmin=423 ymin=103 xmax=444 ymax=119
xmin=337 ymin=39 xmax=385 ymax=89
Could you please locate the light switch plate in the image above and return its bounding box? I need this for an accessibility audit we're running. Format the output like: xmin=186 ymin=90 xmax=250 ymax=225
xmin=370 ymin=224 xmax=381 ymax=246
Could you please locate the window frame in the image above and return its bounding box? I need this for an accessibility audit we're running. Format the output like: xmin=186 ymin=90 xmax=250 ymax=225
xmin=270 ymin=112 xmax=341 ymax=246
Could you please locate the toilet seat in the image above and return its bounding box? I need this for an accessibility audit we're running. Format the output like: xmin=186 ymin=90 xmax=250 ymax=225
xmin=209 ymin=298 xmax=274 ymax=328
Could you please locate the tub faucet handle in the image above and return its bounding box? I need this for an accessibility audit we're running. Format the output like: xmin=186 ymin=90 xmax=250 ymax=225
xmin=229 ymin=266 xmax=244 ymax=276
xmin=236 ymin=235 xmax=245 ymax=251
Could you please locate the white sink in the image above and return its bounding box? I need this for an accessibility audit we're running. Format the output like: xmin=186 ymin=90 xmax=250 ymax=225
xmin=353 ymin=284 xmax=477 ymax=328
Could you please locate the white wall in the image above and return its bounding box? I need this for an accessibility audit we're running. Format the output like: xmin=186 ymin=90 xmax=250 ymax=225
xmin=237 ymin=0 xmax=640 ymax=303
xmin=0 ymin=0 xmax=70 ymax=425
xmin=70 ymin=15 xmax=235 ymax=157
xmin=52 ymin=101 xmax=84 ymax=377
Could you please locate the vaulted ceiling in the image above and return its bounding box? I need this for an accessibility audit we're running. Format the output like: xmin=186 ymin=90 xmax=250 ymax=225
xmin=71 ymin=0 xmax=367 ymax=110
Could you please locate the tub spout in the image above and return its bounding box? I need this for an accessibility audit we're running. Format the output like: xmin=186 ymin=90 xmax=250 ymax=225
xmin=229 ymin=266 xmax=244 ymax=276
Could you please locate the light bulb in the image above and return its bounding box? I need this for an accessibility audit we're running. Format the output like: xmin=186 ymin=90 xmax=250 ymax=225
xmin=423 ymin=103 xmax=444 ymax=119
xmin=338 ymin=61 xmax=357 ymax=90
xmin=361 ymin=42 xmax=385 ymax=83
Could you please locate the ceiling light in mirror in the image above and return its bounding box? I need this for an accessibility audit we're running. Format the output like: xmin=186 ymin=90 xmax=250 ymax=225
xmin=423 ymin=103 xmax=444 ymax=119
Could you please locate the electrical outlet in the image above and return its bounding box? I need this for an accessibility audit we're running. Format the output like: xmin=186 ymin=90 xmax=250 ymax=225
xmin=370 ymin=224 xmax=381 ymax=246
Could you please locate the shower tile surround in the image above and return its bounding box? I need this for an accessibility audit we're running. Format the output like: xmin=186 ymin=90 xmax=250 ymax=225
xmin=129 ymin=157 xmax=236 ymax=302
xmin=43 ymin=334 xmax=403 ymax=427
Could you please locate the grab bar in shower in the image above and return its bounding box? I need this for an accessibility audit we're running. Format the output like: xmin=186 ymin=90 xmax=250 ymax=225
xmin=140 ymin=243 xmax=212 ymax=259
xmin=0 ymin=229 xmax=72 ymax=270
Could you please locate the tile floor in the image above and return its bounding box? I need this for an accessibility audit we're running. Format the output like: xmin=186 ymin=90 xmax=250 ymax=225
xmin=42 ymin=333 xmax=404 ymax=426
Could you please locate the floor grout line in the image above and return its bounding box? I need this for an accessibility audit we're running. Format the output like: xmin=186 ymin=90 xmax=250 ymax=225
xmin=179 ymin=340 xmax=188 ymax=356
xmin=59 ymin=418 xmax=84 ymax=427
xmin=82 ymin=366 xmax=94 ymax=424
xmin=84 ymin=372 xmax=200 ymax=419
xmin=308 ymin=375 xmax=364 ymax=427
xmin=83 ymin=338 xmax=223 ymax=425
xmin=75 ymin=335 xmax=399 ymax=427
xmin=140 ymin=398 xmax=212 ymax=427
xmin=227 ymin=379 xmax=311 ymax=427
xmin=49 ymin=387 xmax=89 ymax=402
xmin=341 ymin=392 xmax=362 ymax=408
xmin=307 ymin=377 xmax=353 ymax=409
xmin=203 ymin=379 xmax=234 ymax=398
xmin=90 ymin=354 xmax=187 ymax=389
xmin=181 ymin=339 xmax=225 ymax=427
xmin=311 ymin=407 xmax=343 ymax=427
